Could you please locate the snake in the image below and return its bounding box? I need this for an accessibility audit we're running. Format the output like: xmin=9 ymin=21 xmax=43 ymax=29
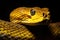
xmin=0 ymin=7 xmax=60 ymax=40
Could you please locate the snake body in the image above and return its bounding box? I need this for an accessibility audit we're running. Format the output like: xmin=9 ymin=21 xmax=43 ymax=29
xmin=0 ymin=7 xmax=50 ymax=40
xmin=0 ymin=20 xmax=35 ymax=40
xmin=0 ymin=7 xmax=60 ymax=40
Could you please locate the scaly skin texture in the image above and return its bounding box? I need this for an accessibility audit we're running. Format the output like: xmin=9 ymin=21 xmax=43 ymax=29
xmin=10 ymin=7 xmax=60 ymax=37
xmin=49 ymin=22 xmax=60 ymax=36
xmin=0 ymin=20 xmax=35 ymax=40
xmin=1 ymin=7 xmax=50 ymax=40
xmin=0 ymin=7 xmax=59 ymax=40
xmin=10 ymin=7 xmax=50 ymax=26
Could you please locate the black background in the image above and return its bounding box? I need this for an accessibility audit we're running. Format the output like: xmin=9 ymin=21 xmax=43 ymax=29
xmin=0 ymin=0 xmax=60 ymax=40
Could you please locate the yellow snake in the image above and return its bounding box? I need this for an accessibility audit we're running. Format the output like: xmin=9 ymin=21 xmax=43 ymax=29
xmin=0 ymin=20 xmax=35 ymax=40
xmin=0 ymin=7 xmax=60 ymax=40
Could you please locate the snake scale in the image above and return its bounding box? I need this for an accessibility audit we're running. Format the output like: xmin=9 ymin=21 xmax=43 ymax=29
xmin=0 ymin=7 xmax=60 ymax=40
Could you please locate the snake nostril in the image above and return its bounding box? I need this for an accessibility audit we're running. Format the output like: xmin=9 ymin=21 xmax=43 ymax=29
xmin=43 ymin=13 xmax=47 ymax=18
xmin=44 ymin=15 xmax=47 ymax=18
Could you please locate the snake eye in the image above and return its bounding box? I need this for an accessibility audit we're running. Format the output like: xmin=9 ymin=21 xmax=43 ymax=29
xmin=30 ymin=9 xmax=36 ymax=16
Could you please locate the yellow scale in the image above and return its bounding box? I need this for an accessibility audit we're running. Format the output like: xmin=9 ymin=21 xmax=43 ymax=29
xmin=0 ymin=7 xmax=50 ymax=40
xmin=0 ymin=20 xmax=35 ymax=40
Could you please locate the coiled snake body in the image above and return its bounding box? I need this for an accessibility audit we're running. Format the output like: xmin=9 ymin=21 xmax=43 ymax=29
xmin=0 ymin=7 xmax=60 ymax=40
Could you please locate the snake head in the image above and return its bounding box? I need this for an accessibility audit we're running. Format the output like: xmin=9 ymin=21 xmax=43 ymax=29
xmin=10 ymin=7 xmax=50 ymax=26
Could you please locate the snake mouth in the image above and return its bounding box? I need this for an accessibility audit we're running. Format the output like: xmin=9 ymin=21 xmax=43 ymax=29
xmin=20 ymin=19 xmax=50 ymax=26
xmin=21 ymin=18 xmax=43 ymax=23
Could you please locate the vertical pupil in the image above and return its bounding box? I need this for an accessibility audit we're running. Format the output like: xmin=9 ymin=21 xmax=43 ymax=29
xmin=30 ymin=9 xmax=35 ymax=16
